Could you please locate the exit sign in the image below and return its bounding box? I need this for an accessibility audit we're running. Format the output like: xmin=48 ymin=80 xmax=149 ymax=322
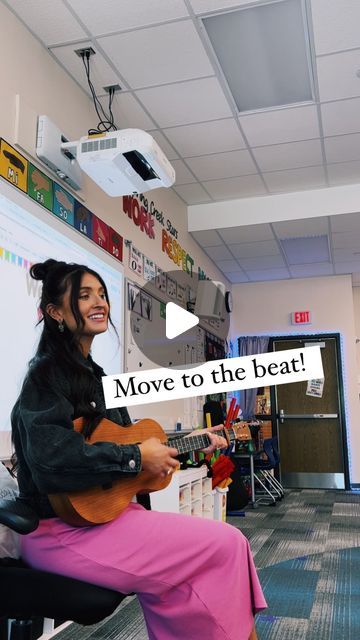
xmin=291 ymin=310 xmax=312 ymax=325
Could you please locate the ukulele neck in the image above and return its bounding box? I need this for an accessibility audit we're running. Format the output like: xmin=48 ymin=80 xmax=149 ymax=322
xmin=168 ymin=427 xmax=234 ymax=456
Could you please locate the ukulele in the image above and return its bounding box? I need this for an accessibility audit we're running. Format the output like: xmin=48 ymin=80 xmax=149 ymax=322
xmin=48 ymin=417 xmax=250 ymax=527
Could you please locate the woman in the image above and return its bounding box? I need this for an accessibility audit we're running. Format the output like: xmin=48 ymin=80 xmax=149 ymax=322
xmin=11 ymin=258 xmax=266 ymax=640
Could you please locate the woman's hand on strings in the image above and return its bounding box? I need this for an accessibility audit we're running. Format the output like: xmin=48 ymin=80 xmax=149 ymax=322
xmin=187 ymin=424 xmax=228 ymax=455
xmin=139 ymin=437 xmax=179 ymax=478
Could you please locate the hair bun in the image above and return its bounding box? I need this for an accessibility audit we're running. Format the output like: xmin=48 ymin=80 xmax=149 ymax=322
xmin=30 ymin=259 xmax=59 ymax=281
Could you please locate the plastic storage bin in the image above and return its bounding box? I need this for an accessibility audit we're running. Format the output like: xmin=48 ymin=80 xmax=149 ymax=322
xmin=213 ymin=487 xmax=228 ymax=522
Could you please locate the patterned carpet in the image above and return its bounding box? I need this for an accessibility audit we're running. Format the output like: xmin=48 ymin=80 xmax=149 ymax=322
xmin=233 ymin=489 xmax=360 ymax=639
xmin=52 ymin=489 xmax=360 ymax=639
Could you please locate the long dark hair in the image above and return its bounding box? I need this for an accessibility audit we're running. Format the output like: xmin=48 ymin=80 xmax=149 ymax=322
xmin=23 ymin=258 xmax=117 ymax=436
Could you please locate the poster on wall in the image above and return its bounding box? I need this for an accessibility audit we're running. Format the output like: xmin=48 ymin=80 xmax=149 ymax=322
xmin=141 ymin=291 xmax=153 ymax=320
xmin=144 ymin=256 xmax=156 ymax=281
xmin=129 ymin=244 xmax=143 ymax=277
xmin=28 ymin=164 xmax=53 ymax=212
xmin=128 ymin=281 xmax=141 ymax=315
xmin=53 ymin=182 xmax=75 ymax=225
xmin=92 ymin=215 xmax=109 ymax=251
xmin=108 ymin=227 xmax=123 ymax=263
xmin=166 ymin=275 xmax=177 ymax=299
xmin=176 ymin=283 xmax=186 ymax=304
xmin=155 ymin=266 xmax=166 ymax=292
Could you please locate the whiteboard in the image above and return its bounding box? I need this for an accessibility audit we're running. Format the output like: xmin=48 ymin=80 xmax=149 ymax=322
xmin=0 ymin=180 xmax=124 ymax=445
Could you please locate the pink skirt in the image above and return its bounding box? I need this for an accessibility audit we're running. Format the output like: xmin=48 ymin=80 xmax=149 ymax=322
xmin=21 ymin=503 xmax=267 ymax=640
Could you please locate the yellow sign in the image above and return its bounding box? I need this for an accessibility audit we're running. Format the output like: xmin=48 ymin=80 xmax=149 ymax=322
xmin=0 ymin=139 xmax=28 ymax=192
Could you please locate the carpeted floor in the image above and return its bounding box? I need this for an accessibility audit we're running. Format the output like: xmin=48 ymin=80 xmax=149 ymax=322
xmin=51 ymin=489 xmax=360 ymax=639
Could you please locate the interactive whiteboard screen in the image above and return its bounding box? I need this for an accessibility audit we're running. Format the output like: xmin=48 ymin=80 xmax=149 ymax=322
xmin=0 ymin=181 xmax=124 ymax=435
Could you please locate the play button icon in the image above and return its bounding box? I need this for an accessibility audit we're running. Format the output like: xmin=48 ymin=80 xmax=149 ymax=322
xmin=166 ymin=302 xmax=199 ymax=339
xmin=128 ymin=268 xmax=229 ymax=369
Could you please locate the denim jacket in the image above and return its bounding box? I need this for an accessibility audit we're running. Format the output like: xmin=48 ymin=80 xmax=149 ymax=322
xmin=11 ymin=355 xmax=142 ymax=518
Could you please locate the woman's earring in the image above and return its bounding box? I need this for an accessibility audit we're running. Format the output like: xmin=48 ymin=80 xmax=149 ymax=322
xmin=58 ymin=319 xmax=65 ymax=333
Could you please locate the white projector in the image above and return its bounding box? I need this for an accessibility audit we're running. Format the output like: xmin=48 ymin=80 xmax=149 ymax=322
xmin=61 ymin=129 xmax=176 ymax=196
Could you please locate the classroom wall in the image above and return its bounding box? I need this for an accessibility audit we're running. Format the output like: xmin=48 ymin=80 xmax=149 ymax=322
xmin=0 ymin=3 xmax=227 ymax=433
xmin=230 ymin=274 xmax=360 ymax=483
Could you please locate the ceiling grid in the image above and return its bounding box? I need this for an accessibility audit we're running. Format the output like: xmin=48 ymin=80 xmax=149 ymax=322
xmin=3 ymin=0 xmax=360 ymax=284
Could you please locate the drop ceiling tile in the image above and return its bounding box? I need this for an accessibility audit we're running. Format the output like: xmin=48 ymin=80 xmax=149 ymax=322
xmin=173 ymin=183 xmax=211 ymax=204
xmin=289 ymin=262 xmax=334 ymax=277
xmin=239 ymin=105 xmax=320 ymax=147
xmin=254 ymin=139 xmax=323 ymax=172
xmin=68 ymin=0 xmax=189 ymax=35
xmin=333 ymin=248 xmax=360 ymax=262
xmin=135 ymin=77 xmax=232 ymax=128
xmin=218 ymin=223 xmax=274 ymax=244
xmin=171 ymin=159 xmax=197 ymax=185
xmin=273 ymin=217 xmax=329 ymax=239
xmin=202 ymin=175 xmax=266 ymax=200
xmin=98 ymin=21 xmax=213 ymax=89
xmin=191 ymin=229 xmax=222 ymax=246
xmin=332 ymin=231 xmax=360 ymax=249
xmin=163 ymin=119 xmax=245 ymax=157
xmin=317 ymin=50 xmax=360 ymax=102
xmin=186 ymin=150 xmax=257 ymax=181
xmin=330 ymin=212 xmax=360 ymax=233
xmin=324 ymin=134 xmax=360 ymax=164
xmin=190 ymin=0 xmax=250 ymax=13
xmin=238 ymin=255 xmax=286 ymax=270
xmin=264 ymin=166 xmax=326 ymax=193
xmin=216 ymin=259 xmax=242 ymax=271
xmin=280 ymin=235 xmax=330 ymax=264
xmin=99 ymin=93 xmax=156 ymax=130
xmin=246 ymin=268 xmax=290 ymax=282
xmin=321 ymin=98 xmax=360 ymax=137
xmin=310 ymin=0 xmax=360 ymax=55
xmin=327 ymin=160 xmax=360 ymax=186
xmin=148 ymin=131 xmax=179 ymax=160
xmin=230 ymin=240 xmax=281 ymax=259
xmin=334 ymin=262 xmax=360 ymax=274
xmin=8 ymin=0 xmax=87 ymax=45
xmin=224 ymin=271 xmax=250 ymax=283
xmin=50 ymin=41 xmax=120 ymax=96
xmin=204 ymin=245 xmax=234 ymax=260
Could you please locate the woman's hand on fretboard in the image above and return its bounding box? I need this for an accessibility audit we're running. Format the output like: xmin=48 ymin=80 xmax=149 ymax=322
xmin=185 ymin=425 xmax=228 ymax=455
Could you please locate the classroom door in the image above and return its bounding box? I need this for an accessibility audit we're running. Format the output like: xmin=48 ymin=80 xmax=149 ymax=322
xmin=271 ymin=335 xmax=348 ymax=489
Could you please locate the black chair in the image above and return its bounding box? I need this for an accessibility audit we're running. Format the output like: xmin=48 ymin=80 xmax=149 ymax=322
xmin=254 ymin=438 xmax=285 ymax=500
xmin=237 ymin=438 xmax=284 ymax=505
xmin=0 ymin=498 xmax=130 ymax=640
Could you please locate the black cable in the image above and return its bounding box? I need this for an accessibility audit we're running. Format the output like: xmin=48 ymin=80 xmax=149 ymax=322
xmin=81 ymin=51 xmax=118 ymax=135
xmin=108 ymin=86 xmax=116 ymax=128
xmin=83 ymin=53 xmax=115 ymax=133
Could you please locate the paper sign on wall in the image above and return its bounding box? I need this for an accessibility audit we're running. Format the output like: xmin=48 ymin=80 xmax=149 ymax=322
xmin=0 ymin=140 xmax=28 ymax=193
xmin=129 ymin=245 xmax=143 ymax=277
xmin=306 ymin=378 xmax=324 ymax=398
xmin=166 ymin=275 xmax=177 ymax=299
xmin=156 ymin=266 xmax=166 ymax=292
xmin=144 ymin=256 xmax=156 ymax=281
xmin=177 ymin=283 xmax=186 ymax=303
